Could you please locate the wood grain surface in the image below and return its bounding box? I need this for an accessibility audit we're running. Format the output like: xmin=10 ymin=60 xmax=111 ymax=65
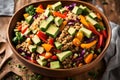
xmin=0 ymin=0 xmax=120 ymax=80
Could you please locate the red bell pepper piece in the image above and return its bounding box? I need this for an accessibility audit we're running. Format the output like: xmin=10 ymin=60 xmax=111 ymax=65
xmin=101 ymin=29 xmax=107 ymax=38
xmin=37 ymin=31 xmax=48 ymax=42
xmin=96 ymin=34 xmax=103 ymax=49
xmin=17 ymin=25 xmax=22 ymax=31
xmin=38 ymin=4 xmax=43 ymax=9
xmin=51 ymin=55 xmax=58 ymax=60
xmin=52 ymin=11 xmax=66 ymax=18
xmin=48 ymin=38 xmax=54 ymax=46
xmin=21 ymin=26 xmax=28 ymax=34
xmin=63 ymin=12 xmax=68 ymax=16
xmin=88 ymin=22 xmax=100 ymax=36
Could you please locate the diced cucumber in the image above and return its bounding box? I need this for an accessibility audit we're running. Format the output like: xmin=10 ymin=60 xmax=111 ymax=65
xmin=79 ymin=5 xmax=90 ymax=15
xmin=52 ymin=1 xmax=62 ymax=11
xmin=50 ymin=61 xmax=60 ymax=69
xmin=79 ymin=5 xmax=87 ymax=10
xmin=86 ymin=16 xmax=97 ymax=25
xmin=89 ymin=12 xmax=97 ymax=19
xmin=39 ymin=56 xmax=45 ymax=61
xmin=39 ymin=20 xmax=50 ymax=31
xmin=36 ymin=46 xmax=44 ymax=54
xmin=60 ymin=8 xmax=66 ymax=13
xmin=44 ymin=9 xmax=50 ymax=17
xmin=54 ymin=42 xmax=62 ymax=49
xmin=68 ymin=27 xmax=76 ymax=36
xmin=32 ymin=29 xmax=38 ymax=34
xmin=47 ymin=15 xmax=54 ymax=23
xmin=25 ymin=15 xmax=33 ymax=24
xmin=28 ymin=45 xmax=37 ymax=52
xmin=21 ymin=52 xmax=26 ymax=57
xmin=79 ymin=27 xmax=92 ymax=38
xmin=95 ymin=23 xmax=105 ymax=30
xmin=56 ymin=51 xmax=72 ymax=62
xmin=72 ymin=6 xmax=82 ymax=15
xmin=54 ymin=17 xmax=63 ymax=26
xmin=32 ymin=35 xmax=41 ymax=45
xmin=46 ymin=24 xmax=59 ymax=38
xmin=37 ymin=59 xmax=47 ymax=66
xmin=14 ymin=29 xmax=19 ymax=32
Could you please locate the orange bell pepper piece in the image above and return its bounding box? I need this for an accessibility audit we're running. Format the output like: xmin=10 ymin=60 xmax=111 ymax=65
xmin=44 ymin=52 xmax=52 ymax=59
xmin=96 ymin=13 xmax=102 ymax=20
xmin=36 ymin=7 xmax=44 ymax=14
xmin=42 ymin=44 xmax=53 ymax=52
xmin=81 ymin=40 xmax=97 ymax=49
xmin=84 ymin=53 xmax=93 ymax=64
xmin=52 ymin=11 xmax=66 ymax=18
xmin=23 ymin=13 xmax=29 ymax=19
xmin=79 ymin=15 xmax=89 ymax=28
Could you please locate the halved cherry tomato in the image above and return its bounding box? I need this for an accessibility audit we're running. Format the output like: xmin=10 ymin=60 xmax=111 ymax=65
xmin=51 ymin=55 xmax=58 ymax=60
xmin=44 ymin=52 xmax=52 ymax=59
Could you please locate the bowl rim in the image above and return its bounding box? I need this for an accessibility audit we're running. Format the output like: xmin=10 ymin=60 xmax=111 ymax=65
xmin=7 ymin=0 xmax=111 ymax=71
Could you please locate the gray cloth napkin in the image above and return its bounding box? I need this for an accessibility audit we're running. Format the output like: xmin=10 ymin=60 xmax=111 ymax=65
xmin=95 ymin=5 xmax=120 ymax=80
xmin=102 ymin=22 xmax=120 ymax=80
xmin=0 ymin=0 xmax=14 ymax=16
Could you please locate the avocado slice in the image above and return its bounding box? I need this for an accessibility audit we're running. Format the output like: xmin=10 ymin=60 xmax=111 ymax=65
xmin=79 ymin=27 xmax=92 ymax=38
xmin=52 ymin=1 xmax=62 ymax=11
xmin=50 ymin=61 xmax=60 ymax=69
xmin=36 ymin=59 xmax=47 ymax=66
xmin=54 ymin=42 xmax=62 ymax=49
xmin=56 ymin=51 xmax=72 ymax=62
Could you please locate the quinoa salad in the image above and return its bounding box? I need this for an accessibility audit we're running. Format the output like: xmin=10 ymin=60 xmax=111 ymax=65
xmin=12 ymin=2 xmax=107 ymax=69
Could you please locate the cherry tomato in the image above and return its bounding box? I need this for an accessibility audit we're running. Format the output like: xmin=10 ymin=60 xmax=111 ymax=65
xmin=72 ymin=38 xmax=80 ymax=46
xmin=44 ymin=52 xmax=52 ymax=59
xmin=51 ymin=55 xmax=58 ymax=60
xmin=76 ymin=32 xmax=83 ymax=41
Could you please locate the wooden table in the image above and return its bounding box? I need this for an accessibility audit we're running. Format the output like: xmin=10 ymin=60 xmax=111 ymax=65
xmin=0 ymin=0 xmax=120 ymax=80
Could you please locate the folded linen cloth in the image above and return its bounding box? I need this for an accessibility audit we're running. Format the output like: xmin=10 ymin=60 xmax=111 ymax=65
xmin=102 ymin=22 xmax=120 ymax=80
xmin=0 ymin=0 xmax=14 ymax=16
xmin=94 ymin=5 xmax=120 ymax=80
